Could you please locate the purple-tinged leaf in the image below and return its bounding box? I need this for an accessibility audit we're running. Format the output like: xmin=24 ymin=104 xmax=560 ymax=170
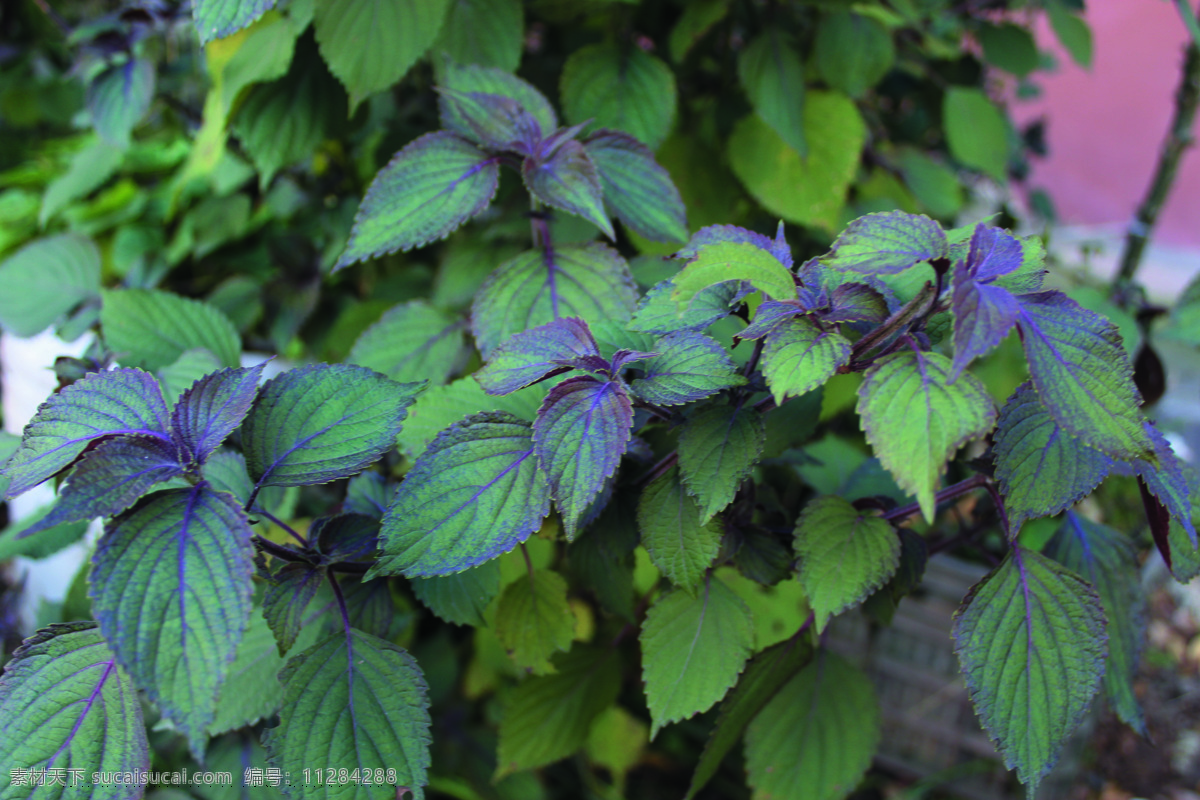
xmin=673 ymin=242 xmax=797 ymax=310
xmin=1132 ymin=421 xmax=1197 ymax=547
xmin=243 ymin=364 xmax=422 ymax=492
xmin=534 ymin=377 xmax=634 ymax=539
xmin=88 ymin=57 xmax=154 ymax=149
xmin=950 ymin=263 xmax=1021 ymax=379
xmin=170 ymin=363 xmax=266 ymax=464
xmin=349 ymin=300 xmax=468 ymax=386
xmin=21 ymin=436 xmax=184 ymax=538
xmin=993 ymin=383 xmax=1113 ymax=532
xmin=536 ymin=121 xmax=591 ymax=158
xmin=858 ymin=350 xmax=996 ymax=522
xmin=344 ymin=471 xmax=393 ymax=520
xmin=91 ymin=484 xmax=255 ymax=759
xmin=736 ymin=301 xmax=807 ymax=341
xmin=522 ymin=140 xmax=615 ymax=239
xmin=337 ymin=132 xmax=501 ymax=268
xmin=631 ymin=332 xmax=746 ymax=406
xmin=371 ymin=412 xmax=551 ymax=577
xmin=825 ymin=282 xmax=888 ymax=325
xmin=263 ymin=563 xmax=325 ymax=657
xmin=313 ymin=513 xmax=380 ymax=563
xmin=583 ymin=130 xmax=688 ymax=243
xmin=435 ymin=88 xmax=542 ymax=153
xmin=4 ymin=368 xmax=171 ymax=499
xmin=0 ymin=622 xmax=150 ymax=794
xmin=1015 ymin=291 xmax=1152 ymax=460
xmin=476 ymin=317 xmax=601 ymax=395
xmin=629 ymin=280 xmax=737 ymax=336
xmin=610 ymin=349 xmax=658 ymax=372
xmin=963 ymin=223 xmax=1023 ymax=282
xmin=472 ymin=243 xmax=639 ymax=357
xmin=677 ymin=224 xmax=793 ymax=269
xmin=952 ymin=546 xmax=1106 ymax=795
xmin=761 ymin=317 xmax=852 ymax=405
xmin=821 ymin=211 xmax=947 ymax=275
xmin=439 ymin=60 xmax=558 ymax=141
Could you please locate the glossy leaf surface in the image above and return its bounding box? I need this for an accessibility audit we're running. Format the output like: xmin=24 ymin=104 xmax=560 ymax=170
xmin=522 ymin=140 xmax=614 ymax=239
xmin=673 ymin=242 xmax=795 ymax=309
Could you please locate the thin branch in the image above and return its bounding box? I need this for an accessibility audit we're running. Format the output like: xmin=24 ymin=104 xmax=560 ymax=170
xmin=1115 ymin=30 xmax=1200 ymax=285
xmin=327 ymin=571 xmax=353 ymax=640
xmin=880 ymin=474 xmax=991 ymax=523
xmin=251 ymin=506 xmax=308 ymax=547
xmin=848 ymin=281 xmax=937 ymax=366
xmin=637 ymin=450 xmax=678 ymax=486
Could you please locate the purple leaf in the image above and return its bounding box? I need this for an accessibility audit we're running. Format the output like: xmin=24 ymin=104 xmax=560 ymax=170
xmin=20 ymin=436 xmax=184 ymax=538
xmin=950 ymin=263 xmax=1021 ymax=379
xmin=522 ymin=140 xmax=615 ymax=239
xmin=611 ymin=349 xmax=659 ymax=372
xmin=1132 ymin=421 xmax=1197 ymax=547
xmin=677 ymin=224 xmax=793 ymax=269
xmin=534 ymin=377 xmax=634 ymax=538
xmin=963 ymin=223 xmax=1023 ymax=282
xmin=736 ymin=301 xmax=807 ymax=341
xmin=1015 ymin=291 xmax=1152 ymax=460
xmin=583 ymin=130 xmax=688 ymax=243
xmin=435 ymin=88 xmax=542 ymax=153
xmin=4 ymin=367 xmax=171 ymax=499
xmin=993 ymin=383 xmax=1113 ymax=532
xmin=825 ymin=283 xmax=889 ymax=325
xmin=171 ymin=363 xmax=266 ymax=464
xmin=631 ymin=331 xmax=746 ymax=406
xmin=821 ymin=211 xmax=947 ymax=274
xmin=476 ymin=317 xmax=601 ymax=395
xmin=344 ymin=471 xmax=393 ymax=520
xmin=313 ymin=513 xmax=381 ymax=563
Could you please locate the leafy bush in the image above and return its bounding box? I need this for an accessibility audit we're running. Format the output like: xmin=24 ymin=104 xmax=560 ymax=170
xmin=3 ymin=1 xmax=1196 ymax=800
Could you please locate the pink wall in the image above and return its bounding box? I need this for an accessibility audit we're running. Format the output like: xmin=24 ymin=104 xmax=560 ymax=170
xmin=1013 ymin=1 xmax=1200 ymax=247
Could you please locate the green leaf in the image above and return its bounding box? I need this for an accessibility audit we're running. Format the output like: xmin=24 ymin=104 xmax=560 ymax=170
xmin=101 ymin=289 xmax=240 ymax=371
xmin=0 ymin=623 xmax=149 ymax=796
xmin=338 ymin=132 xmax=500 ymax=267
xmin=1045 ymin=513 xmax=1144 ymax=734
xmin=638 ymin=466 xmax=722 ymax=593
xmin=631 ymin=331 xmax=745 ymax=407
xmin=395 ymin=377 xmax=545 ymax=459
xmin=673 ymin=241 xmax=795 ymax=308
xmin=233 ymin=37 xmax=347 ymax=186
xmin=943 ymin=87 xmax=1010 ymax=182
xmin=993 ymin=382 xmax=1112 ymax=531
xmin=979 ymin=23 xmax=1040 ymax=78
xmin=373 ymin=412 xmax=550 ymax=578
xmin=159 ymin=349 xmax=227 ymax=405
xmin=738 ymin=29 xmax=807 ymax=156
xmin=641 ymin=579 xmax=754 ymax=737
xmin=686 ymin=635 xmax=814 ymax=800
xmin=411 ymin=560 xmax=501 ymax=627
xmin=669 ymin=0 xmax=730 ymax=62
xmin=349 ymin=300 xmax=466 ymax=386
xmin=893 ymin=148 xmax=964 ymax=218
xmin=263 ymin=563 xmax=324 ymax=656
xmin=243 ymin=364 xmax=422 ymax=492
xmin=793 ymin=496 xmax=899 ymax=631
xmin=815 ymin=11 xmax=895 ymax=98
xmin=678 ymin=403 xmax=764 ymax=521
xmin=313 ymin=0 xmax=450 ymax=110
xmin=495 ymin=569 xmax=575 ymax=674
xmin=583 ymin=131 xmax=689 ymax=243
xmin=263 ymin=628 xmax=432 ymax=798
xmin=1047 ymin=3 xmax=1092 ymax=69
xmin=194 ymin=0 xmax=277 ymax=43
xmin=472 ymin=243 xmax=638 ymax=357
xmin=434 ymin=0 xmax=524 ymax=72
xmin=1016 ymin=291 xmax=1151 ymax=460
xmin=91 ymin=485 xmax=255 ymax=758
xmin=761 ymin=316 xmax=852 ymax=405
xmin=496 ymin=646 xmax=621 ymax=777
xmin=744 ymin=650 xmax=880 ymax=800
xmin=819 ymin=209 xmax=947 ymax=274
xmin=87 ymin=58 xmax=155 ymax=148
xmin=0 ymin=509 xmax=88 ymax=562
xmin=438 ymin=60 xmax=557 ymax=140
xmin=0 ymin=234 xmax=101 ymax=337
xmin=210 ymin=609 xmax=321 ymax=735
xmin=560 ymin=43 xmax=677 ymax=150
xmin=857 ymin=350 xmax=996 ymax=522
xmin=728 ymin=93 xmax=866 ymax=232
xmin=522 ymin=140 xmax=614 ymax=239
xmin=40 ymin=137 xmax=124 ymax=225
xmin=4 ymin=368 xmax=170 ymax=499
xmin=952 ymin=546 xmax=1106 ymax=794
